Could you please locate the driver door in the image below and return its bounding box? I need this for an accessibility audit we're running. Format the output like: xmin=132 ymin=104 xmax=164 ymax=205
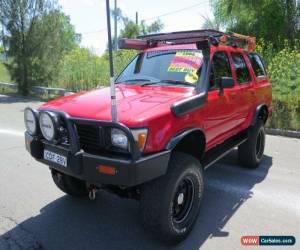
xmin=204 ymin=50 xmax=239 ymax=149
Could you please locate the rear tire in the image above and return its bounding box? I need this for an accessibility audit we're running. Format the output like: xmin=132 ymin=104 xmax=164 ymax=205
xmin=238 ymin=119 xmax=265 ymax=168
xmin=51 ymin=170 xmax=88 ymax=197
xmin=139 ymin=152 xmax=204 ymax=244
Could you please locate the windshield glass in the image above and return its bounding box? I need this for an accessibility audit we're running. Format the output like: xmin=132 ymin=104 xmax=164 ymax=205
xmin=116 ymin=49 xmax=203 ymax=86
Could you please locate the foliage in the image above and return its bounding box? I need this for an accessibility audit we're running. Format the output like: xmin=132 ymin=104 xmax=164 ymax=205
xmin=255 ymin=39 xmax=300 ymax=130
xmin=211 ymin=0 xmax=300 ymax=47
xmin=54 ymin=47 xmax=108 ymax=91
xmin=256 ymin=39 xmax=300 ymax=96
xmin=0 ymin=61 xmax=11 ymax=82
xmin=52 ymin=47 xmax=136 ymax=91
xmin=268 ymin=48 xmax=300 ymax=95
xmin=111 ymin=7 xmax=163 ymax=40
xmin=113 ymin=49 xmax=137 ymax=77
xmin=1 ymin=0 xmax=78 ymax=95
xmin=140 ymin=20 xmax=164 ymax=36
xmin=201 ymin=15 xmax=221 ymax=30
xmin=119 ymin=18 xmax=163 ymax=39
xmin=268 ymin=95 xmax=300 ymax=131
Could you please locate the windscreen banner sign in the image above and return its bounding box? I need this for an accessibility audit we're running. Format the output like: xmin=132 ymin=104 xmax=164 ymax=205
xmin=168 ymin=51 xmax=202 ymax=84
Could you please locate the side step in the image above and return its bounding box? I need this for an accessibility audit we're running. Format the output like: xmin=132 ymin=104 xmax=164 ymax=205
xmin=202 ymin=131 xmax=248 ymax=170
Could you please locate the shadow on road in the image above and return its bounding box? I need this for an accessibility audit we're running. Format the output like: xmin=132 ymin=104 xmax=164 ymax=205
xmin=1 ymin=151 xmax=273 ymax=250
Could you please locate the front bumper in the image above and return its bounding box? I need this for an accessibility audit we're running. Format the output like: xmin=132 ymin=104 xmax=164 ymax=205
xmin=25 ymin=132 xmax=171 ymax=187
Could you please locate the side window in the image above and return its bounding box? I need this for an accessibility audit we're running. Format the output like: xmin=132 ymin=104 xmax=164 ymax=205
xmin=248 ymin=53 xmax=267 ymax=79
xmin=210 ymin=51 xmax=232 ymax=90
xmin=231 ymin=53 xmax=252 ymax=84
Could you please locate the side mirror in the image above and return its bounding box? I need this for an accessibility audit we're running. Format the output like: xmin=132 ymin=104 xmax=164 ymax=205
xmin=219 ymin=77 xmax=234 ymax=96
xmin=220 ymin=77 xmax=234 ymax=88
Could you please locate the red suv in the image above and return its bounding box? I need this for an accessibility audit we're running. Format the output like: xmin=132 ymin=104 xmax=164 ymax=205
xmin=24 ymin=30 xmax=272 ymax=244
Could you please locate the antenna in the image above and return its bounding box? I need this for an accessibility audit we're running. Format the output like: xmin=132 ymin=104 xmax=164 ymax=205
xmin=105 ymin=0 xmax=117 ymax=122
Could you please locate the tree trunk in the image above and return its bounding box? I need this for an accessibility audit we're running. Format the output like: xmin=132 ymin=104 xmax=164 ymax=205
xmin=286 ymin=0 xmax=296 ymax=43
xmin=19 ymin=60 xmax=29 ymax=96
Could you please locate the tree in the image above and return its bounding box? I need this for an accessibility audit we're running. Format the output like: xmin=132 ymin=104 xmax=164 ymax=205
xmin=0 ymin=0 xmax=79 ymax=95
xmin=201 ymin=14 xmax=221 ymax=30
xmin=111 ymin=8 xmax=163 ymax=41
xmin=119 ymin=17 xmax=140 ymax=38
xmin=211 ymin=0 xmax=300 ymax=47
xmin=140 ymin=19 xmax=163 ymax=36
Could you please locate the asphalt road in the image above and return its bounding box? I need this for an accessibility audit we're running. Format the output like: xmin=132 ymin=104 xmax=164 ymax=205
xmin=0 ymin=94 xmax=299 ymax=250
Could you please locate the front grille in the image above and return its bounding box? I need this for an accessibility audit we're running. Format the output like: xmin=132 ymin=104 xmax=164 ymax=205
xmin=76 ymin=123 xmax=107 ymax=153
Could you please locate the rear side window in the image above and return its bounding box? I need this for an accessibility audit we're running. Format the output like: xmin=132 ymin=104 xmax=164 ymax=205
xmin=231 ymin=53 xmax=252 ymax=84
xmin=210 ymin=51 xmax=232 ymax=90
xmin=248 ymin=53 xmax=267 ymax=78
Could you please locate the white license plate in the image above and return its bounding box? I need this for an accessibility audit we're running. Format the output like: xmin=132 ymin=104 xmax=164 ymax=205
xmin=44 ymin=150 xmax=67 ymax=167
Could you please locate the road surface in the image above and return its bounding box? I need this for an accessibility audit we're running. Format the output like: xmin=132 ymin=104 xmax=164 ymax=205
xmin=0 ymin=94 xmax=299 ymax=250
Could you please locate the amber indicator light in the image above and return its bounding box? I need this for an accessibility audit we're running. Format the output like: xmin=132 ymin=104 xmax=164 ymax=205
xmin=98 ymin=165 xmax=117 ymax=175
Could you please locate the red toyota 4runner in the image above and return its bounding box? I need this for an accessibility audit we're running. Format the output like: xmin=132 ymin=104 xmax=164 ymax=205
xmin=24 ymin=30 xmax=272 ymax=244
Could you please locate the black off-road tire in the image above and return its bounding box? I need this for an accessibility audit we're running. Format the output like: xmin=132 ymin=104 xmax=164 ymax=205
xmin=51 ymin=170 xmax=88 ymax=197
xmin=238 ymin=119 xmax=265 ymax=168
xmin=139 ymin=152 xmax=204 ymax=244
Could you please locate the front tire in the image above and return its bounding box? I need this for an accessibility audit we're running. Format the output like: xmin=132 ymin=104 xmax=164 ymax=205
xmin=238 ymin=119 xmax=266 ymax=168
xmin=139 ymin=152 xmax=204 ymax=244
xmin=51 ymin=170 xmax=88 ymax=197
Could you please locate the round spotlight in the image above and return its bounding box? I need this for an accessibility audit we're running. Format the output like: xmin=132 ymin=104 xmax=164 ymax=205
xmin=39 ymin=112 xmax=57 ymax=141
xmin=24 ymin=108 xmax=38 ymax=135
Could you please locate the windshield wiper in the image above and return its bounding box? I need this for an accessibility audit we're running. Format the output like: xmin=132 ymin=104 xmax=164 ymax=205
xmin=160 ymin=80 xmax=195 ymax=86
xmin=141 ymin=79 xmax=195 ymax=87
xmin=116 ymin=78 xmax=152 ymax=84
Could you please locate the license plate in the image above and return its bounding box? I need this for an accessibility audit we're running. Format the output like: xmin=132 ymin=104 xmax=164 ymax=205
xmin=44 ymin=150 xmax=67 ymax=167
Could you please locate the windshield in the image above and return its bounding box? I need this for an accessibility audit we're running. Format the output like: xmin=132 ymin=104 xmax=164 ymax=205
xmin=116 ymin=49 xmax=203 ymax=87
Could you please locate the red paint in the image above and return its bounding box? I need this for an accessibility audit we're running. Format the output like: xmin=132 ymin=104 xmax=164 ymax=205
xmin=41 ymin=43 xmax=272 ymax=154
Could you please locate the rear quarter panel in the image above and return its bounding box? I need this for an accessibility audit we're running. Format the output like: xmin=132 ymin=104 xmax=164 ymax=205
xmin=242 ymin=54 xmax=272 ymax=129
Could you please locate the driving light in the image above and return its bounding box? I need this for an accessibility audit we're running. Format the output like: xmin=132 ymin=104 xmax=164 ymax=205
xmin=24 ymin=108 xmax=38 ymax=135
xmin=131 ymin=129 xmax=148 ymax=151
xmin=111 ymin=128 xmax=128 ymax=150
xmin=39 ymin=112 xmax=56 ymax=141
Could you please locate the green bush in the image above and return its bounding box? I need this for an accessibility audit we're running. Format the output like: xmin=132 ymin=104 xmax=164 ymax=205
xmin=257 ymin=40 xmax=300 ymax=96
xmin=256 ymin=40 xmax=300 ymax=131
xmin=0 ymin=62 xmax=12 ymax=83
xmin=268 ymin=95 xmax=300 ymax=131
xmin=53 ymin=47 xmax=109 ymax=91
xmin=52 ymin=48 xmax=136 ymax=91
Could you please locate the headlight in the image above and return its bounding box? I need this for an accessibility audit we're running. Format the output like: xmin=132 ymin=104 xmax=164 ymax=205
xmin=111 ymin=128 xmax=128 ymax=150
xmin=39 ymin=112 xmax=56 ymax=141
xmin=24 ymin=108 xmax=38 ymax=135
xmin=111 ymin=128 xmax=148 ymax=152
xmin=131 ymin=129 xmax=148 ymax=151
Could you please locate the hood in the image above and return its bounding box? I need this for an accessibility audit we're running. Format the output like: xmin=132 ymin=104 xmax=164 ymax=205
xmin=41 ymin=84 xmax=194 ymax=126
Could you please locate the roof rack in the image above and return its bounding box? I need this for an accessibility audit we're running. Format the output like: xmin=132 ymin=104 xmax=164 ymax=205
xmin=118 ymin=29 xmax=256 ymax=52
xmin=137 ymin=29 xmax=226 ymax=44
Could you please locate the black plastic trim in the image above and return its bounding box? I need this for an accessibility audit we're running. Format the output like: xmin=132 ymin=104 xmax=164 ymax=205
xmin=165 ymin=128 xmax=204 ymax=150
xmin=170 ymin=46 xmax=211 ymax=117
xmin=37 ymin=109 xmax=141 ymax=160
xmin=251 ymin=104 xmax=268 ymax=126
xmin=202 ymin=130 xmax=248 ymax=170
xmin=25 ymin=132 xmax=171 ymax=187
xmin=171 ymin=92 xmax=207 ymax=117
